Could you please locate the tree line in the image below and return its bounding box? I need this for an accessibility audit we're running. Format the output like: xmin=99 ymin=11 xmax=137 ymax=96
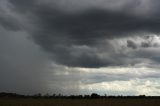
xmin=0 ymin=92 xmax=159 ymax=99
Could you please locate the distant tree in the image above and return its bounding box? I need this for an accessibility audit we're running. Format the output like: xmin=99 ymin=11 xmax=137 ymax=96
xmin=139 ymin=95 xmax=146 ymax=98
xmin=44 ymin=93 xmax=50 ymax=98
xmin=84 ymin=95 xmax=90 ymax=98
xmin=105 ymin=94 xmax=107 ymax=97
xmin=91 ymin=93 xmax=100 ymax=98
xmin=52 ymin=94 xmax=56 ymax=98
xmin=33 ymin=93 xmax=42 ymax=98
xmin=58 ymin=93 xmax=61 ymax=97
xmin=37 ymin=93 xmax=42 ymax=97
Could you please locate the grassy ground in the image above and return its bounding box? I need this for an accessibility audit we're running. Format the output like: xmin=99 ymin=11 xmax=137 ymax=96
xmin=0 ymin=98 xmax=160 ymax=106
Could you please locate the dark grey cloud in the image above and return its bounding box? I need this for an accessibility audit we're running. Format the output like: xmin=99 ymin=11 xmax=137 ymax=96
xmin=6 ymin=0 xmax=160 ymax=68
xmin=33 ymin=11 xmax=160 ymax=67
xmin=127 ymin=40 xmax=137 ymax=49
xmin=141 ymin=42 xmax=150 ymax=48
xmin=0 ymin=17 xmax=20 ymax=30
xmin=8 ymin=0 xmax=36 ymax=13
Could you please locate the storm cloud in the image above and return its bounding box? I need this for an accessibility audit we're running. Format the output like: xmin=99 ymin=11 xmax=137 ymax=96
xmin=1 ymin=0 xmax=160 ymax=95
xmin=5 ymin=0 xmax=160 ymax=68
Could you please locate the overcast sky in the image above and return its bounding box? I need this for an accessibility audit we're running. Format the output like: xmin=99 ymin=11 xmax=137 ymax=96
xmin=1 ymin=0 xmax=160 ymax=95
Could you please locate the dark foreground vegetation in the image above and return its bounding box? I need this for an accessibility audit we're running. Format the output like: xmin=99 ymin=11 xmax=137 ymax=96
xmin=0 ymin=92 xmax=160 ymax=106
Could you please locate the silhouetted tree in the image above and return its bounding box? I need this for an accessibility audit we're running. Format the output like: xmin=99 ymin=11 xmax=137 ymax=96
xmin=139 ymin=95 xmax=146 ymax=98
xmin=91 ymin=93 xmax=100 ymax=98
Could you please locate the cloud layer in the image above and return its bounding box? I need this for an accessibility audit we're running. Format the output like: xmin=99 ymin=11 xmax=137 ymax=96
xmin=7 ymin=0 xmax=160 ymax=68
xmin=0 ymin=0 xmax=160 ymax=95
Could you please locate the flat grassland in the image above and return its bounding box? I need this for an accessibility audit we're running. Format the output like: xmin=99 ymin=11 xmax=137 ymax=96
xmin=0 ymin=98 xmax=160 ymax=106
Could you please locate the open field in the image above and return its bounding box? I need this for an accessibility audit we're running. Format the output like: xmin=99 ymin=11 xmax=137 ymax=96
xmin=0 ymin=98 xmax=160 ymax=106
